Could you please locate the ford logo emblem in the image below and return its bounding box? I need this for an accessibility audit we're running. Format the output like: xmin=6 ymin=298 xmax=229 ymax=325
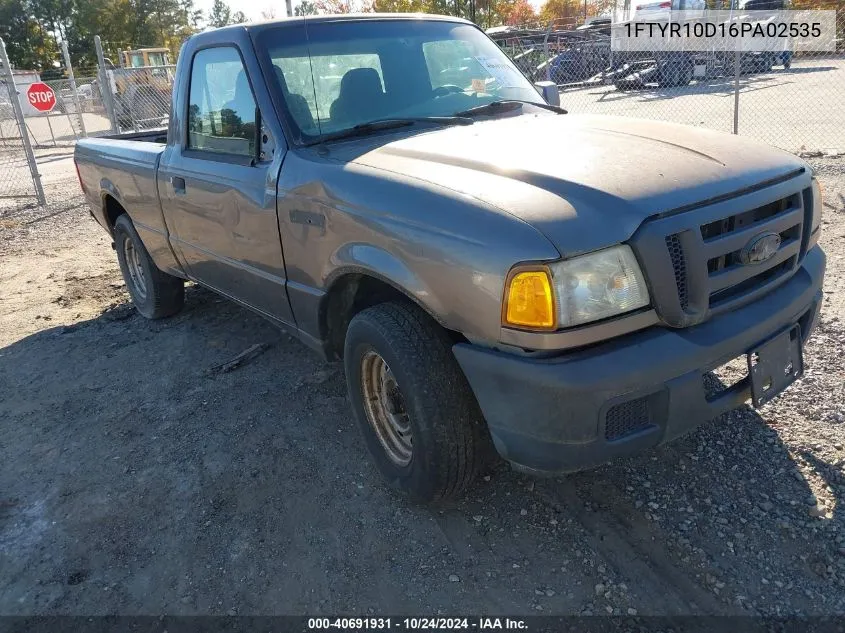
xmin=740 ymin=232 xmax=781 ymax=265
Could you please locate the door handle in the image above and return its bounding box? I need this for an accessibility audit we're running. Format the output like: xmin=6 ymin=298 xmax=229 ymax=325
xmin=170 ymin=175 xmax=186 ymax=194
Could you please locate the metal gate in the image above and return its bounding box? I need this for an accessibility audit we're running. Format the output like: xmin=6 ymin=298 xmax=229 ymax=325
xmin=0 ymin=37 xmax=45 ymax=211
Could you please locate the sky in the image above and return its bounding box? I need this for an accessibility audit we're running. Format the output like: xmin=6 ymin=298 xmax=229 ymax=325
xmin=193 ymin=0 xmax=546 ymax=24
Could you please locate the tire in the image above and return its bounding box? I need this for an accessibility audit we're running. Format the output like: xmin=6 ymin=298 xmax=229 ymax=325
xmin=344 ymin=301 xmax=491 ymax=503
xmin=113 ymin=214 xmax=184 ymax=319
xmin=658 ymin=61 xmax=692 ymax=88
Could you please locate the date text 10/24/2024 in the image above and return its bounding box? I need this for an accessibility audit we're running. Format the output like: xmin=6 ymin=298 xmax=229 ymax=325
xmin=307 ymin=618 xmax=529 ymax=630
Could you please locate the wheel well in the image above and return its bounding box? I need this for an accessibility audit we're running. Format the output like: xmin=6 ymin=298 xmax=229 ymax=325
xmin=103 ymin=194 xmax=126 ymax=234
xmin=321 ymin=273 xmax=459 ymax=360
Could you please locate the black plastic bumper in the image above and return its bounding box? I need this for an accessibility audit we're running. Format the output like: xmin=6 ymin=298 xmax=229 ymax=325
xmin=453 ymin=247 xmax=826 ymax=476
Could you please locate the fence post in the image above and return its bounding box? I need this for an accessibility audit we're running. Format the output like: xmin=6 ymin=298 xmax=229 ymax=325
xmin=61 ymin=40 xmax=87 ymax=138
xmin=732 ymin=48 xmax=740 ymax=135
xmin=95 ymin=36 xmax=119 ymax=133
xmin=543 ymin=22 xmax=552 ymax=82
xmin=0 ymin=37 xmax=46 ymax=206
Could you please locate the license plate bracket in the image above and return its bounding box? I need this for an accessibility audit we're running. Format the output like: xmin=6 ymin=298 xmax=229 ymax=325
xmin=748 ymin=325 xmax=803 ymax=408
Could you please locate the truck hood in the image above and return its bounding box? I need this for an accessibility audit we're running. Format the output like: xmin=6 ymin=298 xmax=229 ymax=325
xmin=338 ymin=113 xmax=808 ymax=256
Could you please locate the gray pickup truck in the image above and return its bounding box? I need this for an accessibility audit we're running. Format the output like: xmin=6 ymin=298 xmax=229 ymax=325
xmin=75 ymin=14 xmax=826 ymax=502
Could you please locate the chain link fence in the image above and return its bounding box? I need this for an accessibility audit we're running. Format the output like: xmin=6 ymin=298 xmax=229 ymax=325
xmin=1 ymin=38 xmax=45 ymax=214
xmin=2 ymin=19 xmax=845 ymax=212
xmin=0 ymin=95 xmax=41 ymax=213
xmin=491 ymin=11 xmax=845 ymax=154
xmin=100 ymin=65 xmax=175 ymax=133
xmin=0 ymin=35 xmax=176 ymax=214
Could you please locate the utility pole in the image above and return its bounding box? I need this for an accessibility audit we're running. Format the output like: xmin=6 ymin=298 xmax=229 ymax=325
xmin=285 ymin=0 xmax=293 ymax=16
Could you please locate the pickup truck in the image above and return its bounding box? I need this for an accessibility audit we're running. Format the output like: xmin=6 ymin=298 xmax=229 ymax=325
xmin=75 ymin=14 xmax=826 ymax=503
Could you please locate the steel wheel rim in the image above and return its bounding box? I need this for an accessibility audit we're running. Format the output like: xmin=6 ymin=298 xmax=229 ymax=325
xmin=123 ymin=236 xmax=147 ymax=300
xmin=360 ymin=350 xmax=413 ymax=467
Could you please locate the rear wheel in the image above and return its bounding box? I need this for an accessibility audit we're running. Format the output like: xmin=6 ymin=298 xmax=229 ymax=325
xmin=344 ymin=301 xmax=491 ymax=503
xmin=113 ymin=214 xmax=184 ymax=319
xmin=658 ymin=60 xmax=693 ymax=87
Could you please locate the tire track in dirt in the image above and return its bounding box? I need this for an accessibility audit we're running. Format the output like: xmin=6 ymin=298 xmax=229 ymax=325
xmin=533 ymin=477 xmax=731 ymax=615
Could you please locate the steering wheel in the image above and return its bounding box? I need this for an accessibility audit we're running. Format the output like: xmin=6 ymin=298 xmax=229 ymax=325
xmin=433 ymin=85 xmax=464 ymax=98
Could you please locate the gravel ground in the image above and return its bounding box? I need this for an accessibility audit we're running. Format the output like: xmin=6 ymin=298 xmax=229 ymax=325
xmin=0 ymin=153 xmax=843 ymax=616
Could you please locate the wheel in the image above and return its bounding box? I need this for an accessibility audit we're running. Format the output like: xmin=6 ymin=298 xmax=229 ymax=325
xmin=658 ymin=61 xmax=692 ymax=88
xmin=680 ymin=63 xmax=694 ymax=86
xmin=113 ymin=214 xmax=184 ymax=319
xmin=344 ymin=301 xmax=491 ymax=503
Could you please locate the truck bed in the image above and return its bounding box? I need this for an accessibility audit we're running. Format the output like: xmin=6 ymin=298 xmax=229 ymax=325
xmin=99 ymin=129 xmax=168 ymax=144
xmin=75 ymin=134 xmax=172 ymax=272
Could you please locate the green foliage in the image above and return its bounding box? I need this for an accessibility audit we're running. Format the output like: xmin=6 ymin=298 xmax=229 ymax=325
xmin=294 ymin=0 xmax=318 ymax=14
xmin=207 ymin=0 xmax=231 ymax=27
xmin=1 ymin=0 xmax=202 ymax=71
xmin=0 ymin=0 xmax=59 ymax=70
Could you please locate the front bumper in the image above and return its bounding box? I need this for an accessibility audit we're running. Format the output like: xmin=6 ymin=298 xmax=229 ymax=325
xmin=453 ymin=246 xmax=826 ymax=475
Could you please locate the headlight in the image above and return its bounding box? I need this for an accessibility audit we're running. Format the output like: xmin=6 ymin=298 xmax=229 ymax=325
xmin=502 ymin=245 xmax=650 ymax=331
xmin=809 ymin=177 xmax=823 ymax=248
xmin=550 ymin=245 xmax=650 ymax=328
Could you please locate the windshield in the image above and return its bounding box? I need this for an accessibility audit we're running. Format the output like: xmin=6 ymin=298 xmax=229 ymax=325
xmin=147 ymin=52 xmax=168 ymax=67
xmin=257 ymin=19 xmax=546 ymax=142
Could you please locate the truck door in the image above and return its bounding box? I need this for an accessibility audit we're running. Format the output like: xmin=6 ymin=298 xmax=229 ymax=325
xmin=157 ymin=43 xmax=294 ymax=325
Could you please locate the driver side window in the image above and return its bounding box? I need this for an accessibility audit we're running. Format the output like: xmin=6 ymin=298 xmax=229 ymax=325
xmin=187 ymin=47 xmax=257 ymax=158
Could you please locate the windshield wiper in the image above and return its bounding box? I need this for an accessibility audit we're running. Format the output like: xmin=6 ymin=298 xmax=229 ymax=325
xmin=454 ymin=100 xmax=567 ymax=118
xmin=309 ymin=116 xmax=472 ymax=146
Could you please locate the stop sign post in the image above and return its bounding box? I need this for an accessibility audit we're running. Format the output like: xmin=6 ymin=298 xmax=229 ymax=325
xmin=27 ymin=82 xmax=57 ymax=113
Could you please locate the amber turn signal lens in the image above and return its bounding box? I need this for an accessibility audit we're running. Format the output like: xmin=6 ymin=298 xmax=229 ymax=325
xmin=504 ymin=269 xmax=555 ymax=329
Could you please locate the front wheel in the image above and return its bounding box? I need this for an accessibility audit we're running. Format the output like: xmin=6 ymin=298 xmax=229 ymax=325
xmin=344 ymin=301 xmax=491 ymax=503
xmin=114 ymin=214 xmax=184 ymax=319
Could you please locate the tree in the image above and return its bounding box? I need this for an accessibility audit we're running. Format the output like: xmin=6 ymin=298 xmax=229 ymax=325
xmin=231 ymin=9 xmax=247 ymax=21
xmin=207 ymin=0 xmax=231 ymax=26
xmin=538 ymin=0 xmax=580 ymax=24
xmin=0 ymin=0 xmax=203 ymax=71
xmin=294 ymin=0 xmax=318 ymax=13
xmin=371 ymin=0 xmax=426 ymax=9
xmin=0 ymin=0 xmax=58 ymax=70
xmin=260 ymin=5 xmax=277 ymax=18
xmin=314 ymin=0 xmax=373 ymax=12
xmin=504 ymin=0 xmax=535 ymax=24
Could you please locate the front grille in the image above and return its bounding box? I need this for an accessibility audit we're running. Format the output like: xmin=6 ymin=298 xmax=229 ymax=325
xmin=630 ymin=177 xmax=810 ymax=327
xmin=605 ymin=397 xmax=652 ymax=441
xmin=709 ymin=256 xmax=796 ymax=306
xmin=700 ymin=195 xmax=791 ymax=242
xmin=665 ymin=234 xmax=689 ymax=310
xmin=701 ymin=192 xmax=803 ymax=306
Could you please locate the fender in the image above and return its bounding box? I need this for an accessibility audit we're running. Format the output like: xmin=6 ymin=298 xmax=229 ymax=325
xmin=326 ymin=242 xmax=447 ymax=322
xmin=99 ymin=178 xmax=124 ymax=217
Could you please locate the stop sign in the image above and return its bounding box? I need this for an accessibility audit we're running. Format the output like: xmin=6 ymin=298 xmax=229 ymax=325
xmin=26 ymin=82 xmax=56 ymax=113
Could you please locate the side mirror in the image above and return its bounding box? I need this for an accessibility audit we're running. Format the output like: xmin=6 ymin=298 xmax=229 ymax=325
xmin=534 ymin=81 xmax=560 ymax=107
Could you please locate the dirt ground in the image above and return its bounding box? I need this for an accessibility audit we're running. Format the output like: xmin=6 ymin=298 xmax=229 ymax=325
xmin=1 ymin=153 xmax=844 ymax=616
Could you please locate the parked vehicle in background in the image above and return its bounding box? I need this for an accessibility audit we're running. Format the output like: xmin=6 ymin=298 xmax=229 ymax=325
xmin=103 ymin=47 xmax=174 ymax=130
xmin=628 ymin=0 xmax=706 ymax=22
xmin=75 ymin=15 xmax=825 ymax=503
